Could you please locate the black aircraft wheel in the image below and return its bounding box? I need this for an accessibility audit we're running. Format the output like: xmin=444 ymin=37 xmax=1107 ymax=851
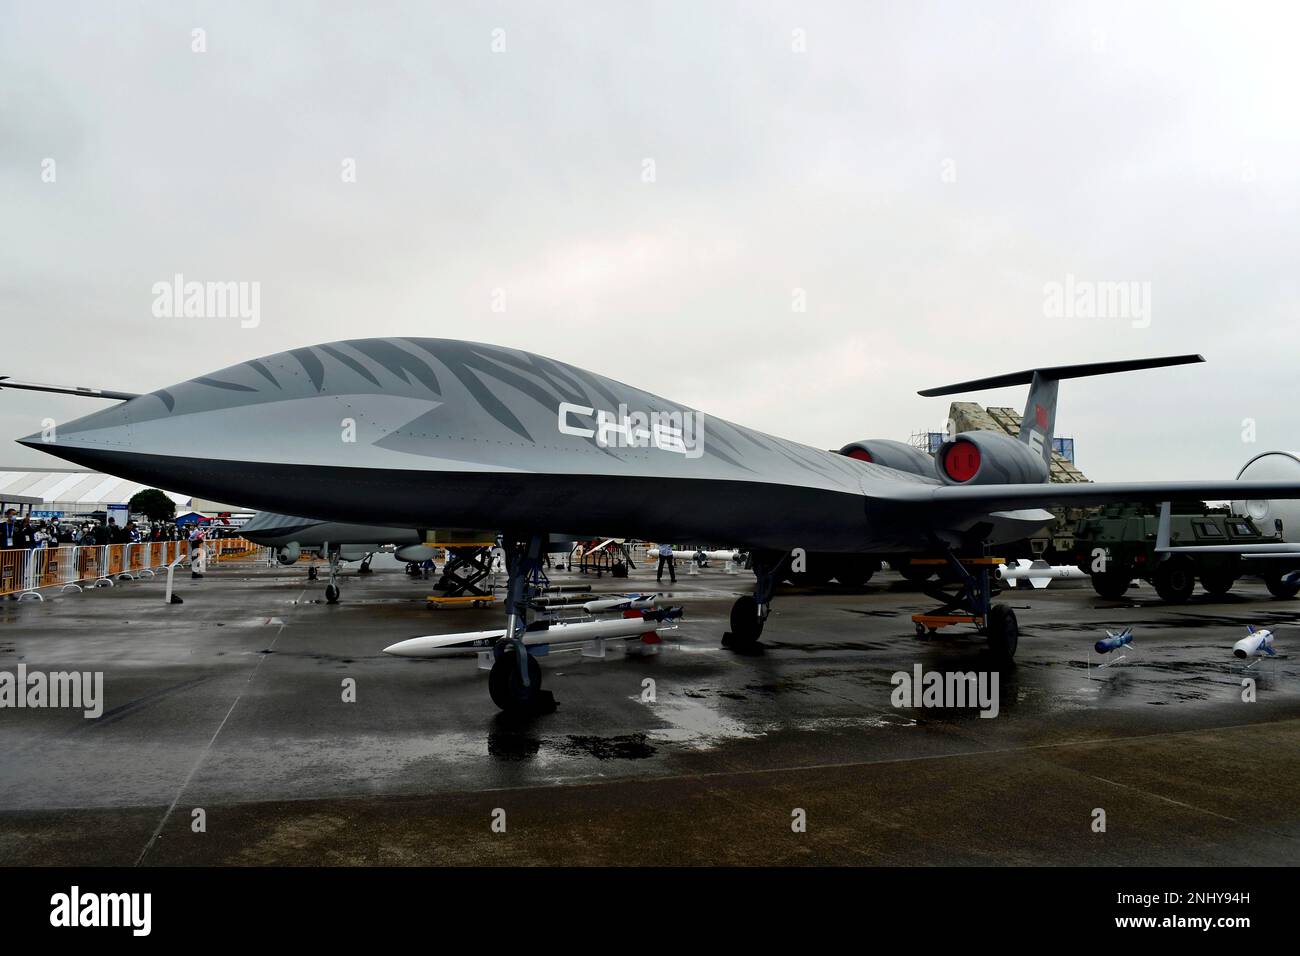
xmin=359 ymin=560 xmax=372 ymax=574
xmin=1264 ymin=573 xmax=1300 ymax=599
xmin=986 ymin=604 xmax=1019 ymax=661
xmin=488 ymin=651 xmax=543 ymax=712
xmin=1200 ymin=570 xmax=1236 ymax=596
xmin=1153 ymin=557 xmax=1196 ymax=604
xmin=728 ymin=595 xmax=764 ymax=647
xmin=325 ymin=584 xmax=340 ymax=604
xmin=1090 ymin=571 xmax=1131 ymax=600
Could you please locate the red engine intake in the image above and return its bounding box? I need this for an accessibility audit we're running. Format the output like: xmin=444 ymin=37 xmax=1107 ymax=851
xmin=836 ymin=439 xmax=936 ymax=478
xmin=941 ymin=440 xmax=982 ymax=482
xmin=933 ymin=430 xmax=1049 ymax=485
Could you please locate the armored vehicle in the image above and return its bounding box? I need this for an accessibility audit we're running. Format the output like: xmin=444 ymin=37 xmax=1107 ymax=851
xmin=1072 ymin=502 xmax=1300 ymax=602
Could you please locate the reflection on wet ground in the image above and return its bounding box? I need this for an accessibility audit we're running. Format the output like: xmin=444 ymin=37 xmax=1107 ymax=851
xmin=2 ymin=555 xmax=1298 ymax=864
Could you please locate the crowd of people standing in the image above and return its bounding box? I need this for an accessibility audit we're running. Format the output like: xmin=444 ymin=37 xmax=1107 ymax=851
xmin=1 ymin=510 xmax=192 ymax=550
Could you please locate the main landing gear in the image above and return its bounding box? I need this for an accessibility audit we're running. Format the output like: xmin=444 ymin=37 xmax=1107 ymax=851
xmin=723 ymin=549 xmax=791 ymax=652
xmin=911 ymin=549 xmax=1018 ymax=663
xmin=488 ymin=532 xmax=557 ymax=715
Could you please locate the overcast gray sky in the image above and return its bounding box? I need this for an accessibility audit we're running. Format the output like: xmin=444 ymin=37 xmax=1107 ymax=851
xmin=2 ymin=1 xmax=1297 ymax=480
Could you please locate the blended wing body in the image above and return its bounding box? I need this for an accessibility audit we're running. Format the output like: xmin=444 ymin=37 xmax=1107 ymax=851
xmin=17 ymin=338 xmax=1300 ymax=551
xmin=19 ymin=338 xmax=924 ymax=550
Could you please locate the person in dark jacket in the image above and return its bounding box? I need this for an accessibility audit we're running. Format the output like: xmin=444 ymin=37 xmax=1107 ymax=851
xmin=1 ymin=510 xmax=19 ymax=550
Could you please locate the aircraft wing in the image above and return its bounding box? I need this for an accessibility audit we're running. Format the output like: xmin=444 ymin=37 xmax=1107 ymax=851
xmin=871 ymin=479 xmax=1300 ymax=514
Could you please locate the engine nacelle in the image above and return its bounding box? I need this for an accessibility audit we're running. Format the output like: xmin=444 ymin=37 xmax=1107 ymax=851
xmin=395 ymin=544 xmax=440 ymax=564
xmin=276 ymin=542 xmax=301 ymax=565
xmin=934 ymin=430 xmax=1049 ymax=486
xmin=838 ymin=439 xmax=936 ymax=478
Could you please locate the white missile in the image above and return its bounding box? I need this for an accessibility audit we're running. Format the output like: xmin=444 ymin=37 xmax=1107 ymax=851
xmin=582 ymin=593 xmax=657 ymax=613
xmin=996 ymin=559 xmax=1088 ymax=589
xmin=383 ymin=614 xmax=674 ymax=659
xmin=1233 ymin=626 xmax=1276 ymax=659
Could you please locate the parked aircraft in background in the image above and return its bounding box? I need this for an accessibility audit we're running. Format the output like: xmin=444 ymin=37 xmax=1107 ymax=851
xmin=241 ymin=510 xmax=434 ymax=602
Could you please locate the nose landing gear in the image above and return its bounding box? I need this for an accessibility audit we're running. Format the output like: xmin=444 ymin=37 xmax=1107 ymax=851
xmin=323 ymin=543 xmax=341 ymax=604
xmin=488 ymin=532 xmax=557 ymax=715
xmin=723 ymin=550 xmax=791 ymax=652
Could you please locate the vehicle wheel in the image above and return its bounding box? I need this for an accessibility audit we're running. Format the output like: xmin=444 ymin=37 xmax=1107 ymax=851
xmin=728 ymin=595 xmax=764 ymax=646
xmin=488 ymin=650 xmax=543 ymax=712
xmin=834 ymin=556 xmax=876 ymax=589
xmin=1265 ymin=573 xmax=1300 ymax=599
xmin=1153 ymin=557 xmax=1196 ymax=604
xmin=1200 ymin=570 xmax=1236 ymax=596
xmin=986 ymin=604 xmax=1018 ymax=661
xmin=897 ymin=560 xmax=933 ymax=583
xmin=1090 ymin=571 xmax=1131 ymax=600
xmin=325 ymin=584 xmax=340 ymax=604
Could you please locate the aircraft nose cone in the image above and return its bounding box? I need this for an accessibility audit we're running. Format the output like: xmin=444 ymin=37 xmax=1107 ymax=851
xmin=17 ymin=397 xmax=142 ymax=466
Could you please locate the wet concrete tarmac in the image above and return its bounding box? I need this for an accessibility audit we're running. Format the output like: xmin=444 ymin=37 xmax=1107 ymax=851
xmin=2 ymin=556 xmax=1298 ymax=865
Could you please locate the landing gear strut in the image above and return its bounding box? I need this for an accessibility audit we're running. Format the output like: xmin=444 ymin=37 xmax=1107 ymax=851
xmin=488 ymin=532 xmax=556 ymax=714
xmin=324 ymin=543 xmax=341 ymax=604
xmin=724 ymin=549 xmax=791 ymax=651
xmin=912 ymin=545 xmax=1018 ymax=664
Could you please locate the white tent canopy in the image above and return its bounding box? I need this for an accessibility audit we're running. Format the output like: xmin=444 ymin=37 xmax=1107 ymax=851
xmin=0 ymin=468 xmax=191 ymax=514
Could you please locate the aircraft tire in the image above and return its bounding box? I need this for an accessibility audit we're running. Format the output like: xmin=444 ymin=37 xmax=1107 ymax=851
xmin=986 ymin=604 xmax=1018 ymax=661
xmin=728 ymin=595 xmax=763 ymax=646
xmin=488 ymin=651 xmax=543 ymax=712
xmin=325 ymin=584 xmax=340 ymax=604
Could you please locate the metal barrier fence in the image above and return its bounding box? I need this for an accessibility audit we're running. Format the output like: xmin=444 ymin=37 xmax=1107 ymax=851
xmin=0 ymin=538 xmax=264 ymax=600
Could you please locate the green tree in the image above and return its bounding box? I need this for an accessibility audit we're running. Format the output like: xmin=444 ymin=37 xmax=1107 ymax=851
xmin=129 ymin=488 xmax=176 ymax=522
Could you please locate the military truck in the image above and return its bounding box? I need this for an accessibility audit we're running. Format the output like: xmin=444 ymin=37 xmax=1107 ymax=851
xmin=1072 ymin=502 xmax=1300 ymax=603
